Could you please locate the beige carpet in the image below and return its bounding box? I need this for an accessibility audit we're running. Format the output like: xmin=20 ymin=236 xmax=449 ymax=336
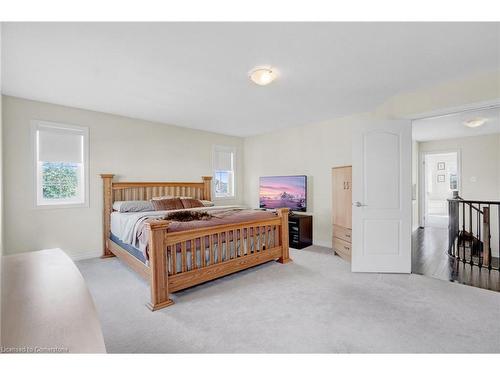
xmin=77 ymin=246 xmax=500 ymax=353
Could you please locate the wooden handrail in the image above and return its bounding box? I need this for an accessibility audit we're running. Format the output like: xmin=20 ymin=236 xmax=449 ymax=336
xmin=448 ymin=198 xmax=500 ymax=205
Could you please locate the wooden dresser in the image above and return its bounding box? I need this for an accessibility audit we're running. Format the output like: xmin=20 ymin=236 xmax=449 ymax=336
xmin=332 ymin=166 xmax=352 ymax=261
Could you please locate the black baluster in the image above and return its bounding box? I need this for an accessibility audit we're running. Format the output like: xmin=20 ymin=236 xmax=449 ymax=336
xmin=478 ymin=204 xmax=481 ymax=268
xmin=454 ymin=201 xmax=457 ymax=257
xmin=469 ymin=203 xmax=473 ymax=266
xmin=488 ymin=204 xmax=492 ymax=270
xmin=449 ymin=200 xmax=454 ymax=257
xmin=462 ymin=202 xmax=466 ymax=263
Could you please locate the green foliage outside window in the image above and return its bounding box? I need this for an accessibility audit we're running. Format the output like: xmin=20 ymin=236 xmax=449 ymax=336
xmin=42 ymin=162 xmax=79 ymax=199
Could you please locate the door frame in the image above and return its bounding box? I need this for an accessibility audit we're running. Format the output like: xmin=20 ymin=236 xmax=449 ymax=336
xmin=418 ymin=149 xmax=462 ymax=228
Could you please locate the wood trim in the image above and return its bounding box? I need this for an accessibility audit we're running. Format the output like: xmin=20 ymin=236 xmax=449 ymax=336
xmin=169 ymin=246 xmax=282 ymax=292
xmin=105 ymin=175 xmax=212 ymax=202
xmin=277 ymin=208 xmax=291 ymax=263
xmin=145 ymin=220 xmax=174 ymax=311
xmin=100 ymin=174 xmax=115 ymax=258
xmin=202 ymin=176 xmax=212 ymax=201
xmin=112 ymin=182 xmax=206 ymax=189
xmin=163 ymin=217 xmax=282 ymax=245
xmin=332 ymin=165 xmax=352 ymax=170
xmin=107 ymin=240 xmax=150 ymax=280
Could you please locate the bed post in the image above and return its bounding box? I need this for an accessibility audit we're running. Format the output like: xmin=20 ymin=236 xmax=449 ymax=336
xmin=277 ymin=208 xmax=292 ymax=264
xmin=100 ymin=174 xmax=115 ymax=258
xmin=145 ymin=220 xmax=174 ymax=311
xmin=202 ymin=176 xmax=212 ymax=200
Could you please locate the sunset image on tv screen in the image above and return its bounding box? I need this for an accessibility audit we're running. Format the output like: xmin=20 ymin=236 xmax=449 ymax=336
xmin=259 ymin=175 xmax=306 ymax=211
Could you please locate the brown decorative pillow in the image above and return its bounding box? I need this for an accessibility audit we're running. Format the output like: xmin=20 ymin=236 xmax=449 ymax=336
xmin=180 ymin=198 xmax=204 ymax=209
xmin=150 ymin=197 xmax=184 ymax=211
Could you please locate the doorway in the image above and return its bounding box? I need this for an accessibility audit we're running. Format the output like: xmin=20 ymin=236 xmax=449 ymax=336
xmin=411 ymin=103 xmax=500 ymax=292
xmin=422 ymin=151 xmax=459 ymax=228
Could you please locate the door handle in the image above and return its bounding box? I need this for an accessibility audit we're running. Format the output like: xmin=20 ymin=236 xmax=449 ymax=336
xmin=353 ymin=201 xmax=367 ymax=207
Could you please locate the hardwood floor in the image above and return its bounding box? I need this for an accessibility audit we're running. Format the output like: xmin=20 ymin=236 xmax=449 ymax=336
xmin=412 ymin=227 xmax=500 ymax=292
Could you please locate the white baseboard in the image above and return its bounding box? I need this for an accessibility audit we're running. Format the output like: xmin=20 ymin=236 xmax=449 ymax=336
xmin=312 ymin=240 xmax=332 ymax=249
xmin=66 ymin=249 xmax=102 ymax=261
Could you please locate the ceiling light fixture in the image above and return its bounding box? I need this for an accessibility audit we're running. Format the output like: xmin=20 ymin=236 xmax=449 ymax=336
xmin=463 ymin=118 xmax=488 ymax=128
xmin=249 ymin=66 xmax=277 ymax=86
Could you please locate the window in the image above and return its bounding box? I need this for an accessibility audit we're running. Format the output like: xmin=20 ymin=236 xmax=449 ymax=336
xmin=213 ymin=145 xmax=235 ymax=199
xmin=33 ymin=121 xmax=89 ymax=207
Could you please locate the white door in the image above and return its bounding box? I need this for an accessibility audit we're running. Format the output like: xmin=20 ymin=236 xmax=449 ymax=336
xmin=351 ymin=120 xmax=412 ymax=273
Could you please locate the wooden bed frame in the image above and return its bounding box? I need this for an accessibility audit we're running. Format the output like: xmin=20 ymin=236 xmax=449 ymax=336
xmin=100 ymin=174 xmax=291 ymax=311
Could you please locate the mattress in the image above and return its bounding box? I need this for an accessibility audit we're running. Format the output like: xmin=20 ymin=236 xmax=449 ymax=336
xmin=110 ymin=233 xmax=147 ymax=264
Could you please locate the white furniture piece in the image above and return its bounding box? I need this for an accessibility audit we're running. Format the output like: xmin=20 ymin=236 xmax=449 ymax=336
xmin=1 ymin=249 xmax=106 ymax=353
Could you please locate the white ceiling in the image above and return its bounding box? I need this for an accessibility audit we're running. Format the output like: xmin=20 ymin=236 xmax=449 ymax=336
xmin=2 ymin=22 xmax=499 ymax=137
xmin=413 ymin=106 xmax=500 ymax=142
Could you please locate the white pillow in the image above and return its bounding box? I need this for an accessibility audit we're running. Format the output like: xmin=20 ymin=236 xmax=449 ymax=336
xmin=200 ymin=200 xmax=215 ymax=207
xmin=113 ymin=200 xmax=154 ymax=212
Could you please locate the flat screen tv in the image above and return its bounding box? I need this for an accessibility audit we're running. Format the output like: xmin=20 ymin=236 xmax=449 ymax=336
xmin=259 ymin=175 xmax=307 ymax=212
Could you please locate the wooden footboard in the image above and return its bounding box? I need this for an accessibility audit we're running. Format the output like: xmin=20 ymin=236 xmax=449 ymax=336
xmin=145 ymin=208 xmax=291 ymax=311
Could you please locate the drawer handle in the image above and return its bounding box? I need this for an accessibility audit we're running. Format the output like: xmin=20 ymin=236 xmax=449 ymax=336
xmin=345 ymin=234 xmax=351 ymax=238
xmin=344 ymin=246 xmax=350 ymax=250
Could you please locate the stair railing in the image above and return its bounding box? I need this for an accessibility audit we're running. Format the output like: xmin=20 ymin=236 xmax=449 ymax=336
xmin=448 ymin=198 xmax=499 ymax=270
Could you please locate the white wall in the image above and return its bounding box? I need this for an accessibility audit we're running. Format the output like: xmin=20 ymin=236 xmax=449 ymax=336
xmin=412 ymin=141 xmax=420 ymax=230
xmin=419 ymin=134 xmax=500 ymax=201
xmin=419 ymin=134 xmax=500 ymax=256
xmin=244 ymin=70 xmax=500 ymax=248
xmin=244 ymin=114 xmax=358 ymax=247
xmin=2 ymin=96 xmax=244 ymax=259
xmin=424 ymin=152 xmax=457 ymax=203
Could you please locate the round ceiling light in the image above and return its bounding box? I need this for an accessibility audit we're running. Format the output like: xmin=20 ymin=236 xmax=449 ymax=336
xmin=249 ymin=66 xmax=277 ymax=86
xmin=463 ymin=118 xmax=488 ymax=128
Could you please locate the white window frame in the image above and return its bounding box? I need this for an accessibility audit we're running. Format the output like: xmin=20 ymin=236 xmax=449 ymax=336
xmin=32 ymin=120 xmax=90 ymax=209
xmin=212 ymin=145 xmax=236 ymax=200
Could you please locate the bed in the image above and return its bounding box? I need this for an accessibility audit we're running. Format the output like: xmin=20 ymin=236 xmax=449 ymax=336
xmin=100 ymin=174 xmax=291 ymax=311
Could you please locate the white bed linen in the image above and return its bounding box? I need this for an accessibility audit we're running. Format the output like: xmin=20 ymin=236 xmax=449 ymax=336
xmin=110 ymin=205 xmax=244 ymax=246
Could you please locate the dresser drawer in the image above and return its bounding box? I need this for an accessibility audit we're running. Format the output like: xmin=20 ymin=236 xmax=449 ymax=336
xmin=333 ymin=224 xmax=352 ymax=243
xmin=333 ymin=237 xmax=352 ymax=257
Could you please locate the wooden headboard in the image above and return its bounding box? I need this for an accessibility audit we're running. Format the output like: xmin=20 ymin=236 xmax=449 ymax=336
xmin=99 ymin=174 xmax=212 ymax=256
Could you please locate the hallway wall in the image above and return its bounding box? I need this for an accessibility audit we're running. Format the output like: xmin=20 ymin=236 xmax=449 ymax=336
xmin=419 ymin=134 xmax=500 ymax=201
xmin=418 ymin=134 xmax=500 ymax=256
